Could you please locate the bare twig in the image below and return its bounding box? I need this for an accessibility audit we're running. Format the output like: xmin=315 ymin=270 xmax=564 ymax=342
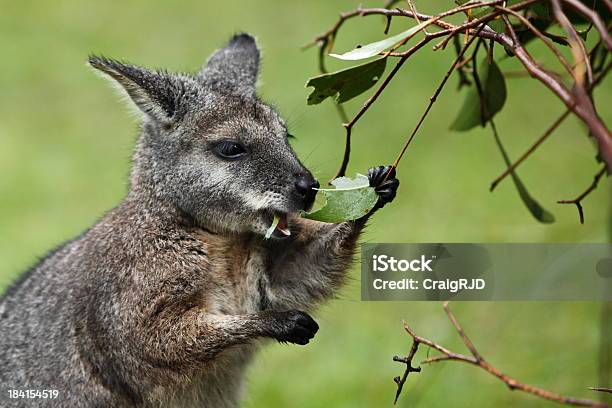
xmin=394 ymin=302 xmax=611 ymax=407
xmin=392 ymin=334 xmax=421 ymax=404
xmin=590 ymin=388 xmax=612 ymax=394
xmin=557 ymin=165 xmax=608 ymax=224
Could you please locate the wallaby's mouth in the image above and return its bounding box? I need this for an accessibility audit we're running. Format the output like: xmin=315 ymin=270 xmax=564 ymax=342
xmin=265 ymin=213 xmax=291 ymax=239
xmin=275 ymin=214 xmax=291 ymax=237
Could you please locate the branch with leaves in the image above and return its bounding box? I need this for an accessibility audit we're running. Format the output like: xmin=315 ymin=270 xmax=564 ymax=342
xmin=393 ymin=302 xmax=611 ymax=407
xmin=305 ymin=0 xmax=610 ymax=223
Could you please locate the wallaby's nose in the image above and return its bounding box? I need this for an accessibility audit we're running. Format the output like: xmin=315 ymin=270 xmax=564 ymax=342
xmin=294 ymin=174 xmax=319 ymax=209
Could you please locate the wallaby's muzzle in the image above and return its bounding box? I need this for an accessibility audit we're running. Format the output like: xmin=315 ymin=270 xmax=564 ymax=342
xmin=293 ymin=173 xmax=319 ymax=211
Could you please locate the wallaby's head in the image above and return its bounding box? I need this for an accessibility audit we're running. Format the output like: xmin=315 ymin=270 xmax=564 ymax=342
xmin=89 ymin=34 xmax=318 ymax=238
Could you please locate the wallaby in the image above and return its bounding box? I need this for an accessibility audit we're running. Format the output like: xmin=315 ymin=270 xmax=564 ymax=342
xmin=0 ymin=33 xmax=399 ymax=407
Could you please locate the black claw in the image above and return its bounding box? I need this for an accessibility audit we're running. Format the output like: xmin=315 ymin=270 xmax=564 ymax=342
xmin=368 ymin=165 xmax=395 ymax=188
xmin=375 ymin=179 xmax=399 ymax=192
xmin=367 ymin=165 xmax=399 ymax=210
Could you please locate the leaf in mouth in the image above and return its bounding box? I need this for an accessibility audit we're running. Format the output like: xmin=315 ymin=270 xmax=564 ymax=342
xmin=265 ymin=214 xmax=280 ymax=239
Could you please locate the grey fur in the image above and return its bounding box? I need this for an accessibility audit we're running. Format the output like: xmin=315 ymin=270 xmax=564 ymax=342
xmin=0 ymin=33 xmax=399 ymax=407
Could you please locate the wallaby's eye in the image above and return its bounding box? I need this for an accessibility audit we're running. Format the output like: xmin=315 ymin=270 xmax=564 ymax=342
xmin=212 ymin=140 xmax=247 ymax=160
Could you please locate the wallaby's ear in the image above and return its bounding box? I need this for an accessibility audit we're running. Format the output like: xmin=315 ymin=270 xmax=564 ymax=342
xmin=89 ymin=56 xmax=186 ymax=123
xmin=198 ymin=33 xmax=260 ymax=96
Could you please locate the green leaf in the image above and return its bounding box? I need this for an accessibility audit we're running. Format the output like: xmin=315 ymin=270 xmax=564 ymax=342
xmin=329 ymin=20 xmax=431 ymax=60
xmin=487 ymin=18 xmax=506 ymax=33
xmin=566 ymin=2 xmax=610 ymax=25
xmin=302 ymin=174 xmax=379 ymax=223
xmin=510 ymin=172 xmax=555 ymax=223
xmin=531 ymin=3 xmax=551 ymax=21
xmin=493 ymin=132 xmax=555 ymax=224
xmin=450 ymin=58 xmax=507 ymax=131
xmin=305 ymin=58 xmax=387 ymax=105
xmin=515 ymin=19 xmax=557 ymax=47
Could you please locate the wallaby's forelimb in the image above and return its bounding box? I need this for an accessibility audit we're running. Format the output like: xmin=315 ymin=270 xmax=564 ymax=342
xmin=137 ymin=310 xmax=318 ymax=366
xmin=264 ymin=166 xmax=399 ymax=308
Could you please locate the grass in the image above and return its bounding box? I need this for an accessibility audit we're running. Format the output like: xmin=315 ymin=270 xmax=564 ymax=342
xmin=0 ymin=1 xmax=610 ymax=406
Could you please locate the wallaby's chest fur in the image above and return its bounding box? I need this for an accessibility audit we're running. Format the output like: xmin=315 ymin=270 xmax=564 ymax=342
xmin=0 ymin=203 xmax=312 ymax=407
xmin=198 ymin=231 xmax=271 ymax=314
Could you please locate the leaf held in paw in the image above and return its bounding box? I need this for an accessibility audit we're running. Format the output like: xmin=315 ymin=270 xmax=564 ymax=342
xmin=301 ymin=174 xmax=378 ymax=223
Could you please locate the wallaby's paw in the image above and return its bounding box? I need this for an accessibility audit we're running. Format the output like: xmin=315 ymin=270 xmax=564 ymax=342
xmin=274 ymin=310 xmax=319 ymax=345
xmin=368 ymin=165 xmax=399 ymax=208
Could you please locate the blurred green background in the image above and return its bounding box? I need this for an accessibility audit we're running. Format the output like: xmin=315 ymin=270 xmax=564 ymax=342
xmin=0 ymin=1 xmax=610 ymax=407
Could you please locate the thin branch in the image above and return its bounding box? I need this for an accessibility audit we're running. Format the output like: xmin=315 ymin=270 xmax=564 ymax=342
xmin=313 ymin=3 xmax=533 ymax=180
xmin=442 ymin=302 xmax=484 ymax=362
xmin=390 ymin=25 xmax=485 ymax=171
xmin=308 ymin=0 xmax=612 ymax=179
xmin=490 ymin=59 xmax=611 ymax=191
xmin=590 ymin=388 xmax=612 ymax=394
xmin=453 ymin=35 xmax=473 ymax=88
xmin=307 ymin=0 xmax=513 ymax=49
xmin=307 ymin=1 xmax=543 ymax=55
xmin=551 ymin=0 xmax=593 ymax=86
xmin=335 ymin=4 xmax=546 ymax=177
xmin=557 ymin=165 xmax=608 ymax=224
xmin=597 ymin=302 xmax=612 ymax=405
xmin=406 ymin=0 xmax=428 ymax=35
xmin=500 ymin=13 xmax=612 ymax=172
xmin=313 ymin=35 xmax=351 ymax=179
xmin=471 ymin=34 xmax=521 ymax=197
xmin=331 ymin=37 xmax=431 ymax=181
xmin=561 ymin=0 xmax=612 ymax=50
xmin=493 ymin=4 xmax=574 ymax=77
xmin=394 ymin=302 xmax=611 ymax=407
xmin=490 ymin=110 xmax=571 ymax=191
xmin=384 ymin=14 xmax=392 ymax=35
